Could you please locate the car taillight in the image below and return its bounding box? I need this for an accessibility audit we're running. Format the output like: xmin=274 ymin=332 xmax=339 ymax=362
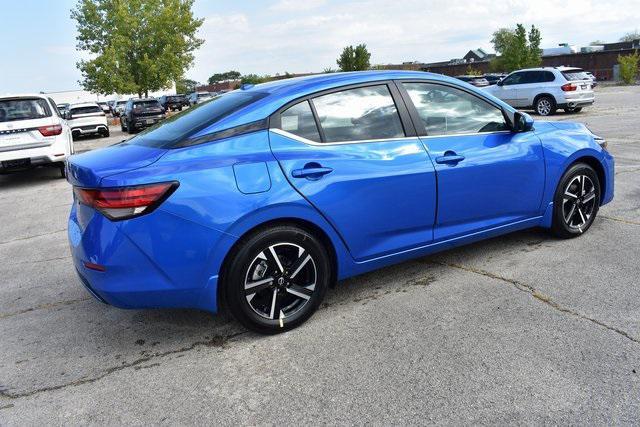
xmin=38 ymin=124 xmax=63 ymax=136
xmin=561 ymin=83 xmax=577 ymax=92
xmin=73 ymin=182 xmax=179 ymax=220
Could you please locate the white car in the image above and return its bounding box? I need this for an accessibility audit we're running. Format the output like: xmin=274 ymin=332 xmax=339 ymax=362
xmin=188 ymin=91 xmax=213 ymax=106
xmin=483 ymin=67 xmax=595 ymax=116
xmin=0 ymin=94 xmax=73 ymax=177
xmin=66 ymin=102 xmax=109 ymax=139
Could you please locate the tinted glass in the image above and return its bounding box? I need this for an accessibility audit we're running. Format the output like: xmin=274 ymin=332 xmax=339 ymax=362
xmin=501 ymin=72 xmax=524 ymax=85
xmin=542 ymin=71 xmax=555 ymax=82
xmin=312 ymin=85 xmax=404 ymax=142
xmin=129 ymin=91 xmax=268 ymax=148
xmin=133 ymin=100 xmax=161 ymax=109
xmin=562 ymin=69 xmax=589 ymax=81
xmin=280 ymin=100 xmax=321 ymax=142
xmin=402 ymin=82 xmax=508 ymax=136
xmin=70 ymin=105 xmax=102 ymax=115
xmin=0 ymin=98 xmax=51 ymax=122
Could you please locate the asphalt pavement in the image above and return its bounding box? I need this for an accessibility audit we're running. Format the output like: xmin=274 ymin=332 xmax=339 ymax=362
xmin=1 ymin=85 xmax=639 ymax=425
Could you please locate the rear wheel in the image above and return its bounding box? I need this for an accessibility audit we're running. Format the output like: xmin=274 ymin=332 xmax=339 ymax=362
xmin=126 ymin=118 xmax=134 ymax=134
xmin=535 ymin=96 xmax=556 ymax=116
xmin=551 ymin=163 xmax=600 ymax=238
xmin=222 ymin=225 xmax=331 ymax=334
xmin=99 ymin=127 xmax=110 ymax=138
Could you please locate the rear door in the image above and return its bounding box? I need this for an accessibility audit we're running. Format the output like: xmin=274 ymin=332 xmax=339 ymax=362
xmin=493 ymin=72 xmax=524 ymax=106
xmin=269 ymin=83 xmax=437 ymax=261
xmin=399 ymin=81 xmax=545 ymax=241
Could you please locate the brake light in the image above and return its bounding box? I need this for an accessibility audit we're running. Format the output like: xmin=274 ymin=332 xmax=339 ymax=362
xmin=74 ymin=182 xmax=178 ymax=220
xmin=561 ymin=83 xmax=577 ymax=92
xmin=38 ymin=124 xmax=63 ymax=136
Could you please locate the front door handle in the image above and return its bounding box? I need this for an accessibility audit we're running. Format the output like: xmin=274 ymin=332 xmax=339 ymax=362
xmin=435 ymin=151 xmax=465 ymax=165
xmin=291 ymin=166 xmax=333 ymax=179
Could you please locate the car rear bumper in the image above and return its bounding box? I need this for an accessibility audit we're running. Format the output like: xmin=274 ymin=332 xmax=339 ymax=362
xmin=67 ymin=201 xmax=223 ymax=312
xmin=560 ymin=93 xmax=595 ymax=108
xmin=130 ymin=116 xmax=164 ymax=129
xmin=0 ymin=139 xmax=69 ymax=168
xmin=71 ymin=124 xmax=108 ymax=135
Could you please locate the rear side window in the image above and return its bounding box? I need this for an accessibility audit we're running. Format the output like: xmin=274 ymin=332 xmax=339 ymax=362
xmin=311 ymin=85 xmax=405 ymax=142
xmin=402 ymin=82 xmax=508 ymax=136
xmin=280 ymin=101 xmax=321 ymax=142
xmin=129 ymin=91 xmax=268 ymax=148
xmin=562 ymin=69 xmax=589 ymax=81
xmin=70 ymin=105 xmax=102 ymax=115
xmin=0 ymin=98 xmax=51 ymax=122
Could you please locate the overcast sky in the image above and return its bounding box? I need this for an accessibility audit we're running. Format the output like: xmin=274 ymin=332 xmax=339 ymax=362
xmin=1 ymin=0 xmax=639 ymax=93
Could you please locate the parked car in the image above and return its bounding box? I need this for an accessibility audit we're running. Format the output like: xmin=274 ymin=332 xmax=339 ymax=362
xmin=120 ymin=98 xmax=165 ymax=133
xmin=113 ymin=100 xmax=127 ymax=117
xmin=57 ymin=103 xmax=70 ymax=117
xmin=483 ymin=73 xmax=507 ymax=85
xmin=188 ymin=91 xmax=213 ymax=106
xmin=455 ymin=75 xmax=490 ymax=87
xmin=483 ymin=67 xmax=595 ymax=115
xmin=176 ymin=94 xmax=190 ymax=108
xmin=66 ymin=102 xmax=109 ymax=139
xmin=67 ymin=71 xmax=614 ymax=334
xmin=97 ymin=102 xmax=110 ymax=115
xmin=585 ymin=71 xmax=598 ymax=88
xmin=0 ymin=94 xmax=73 ymax=177
xmin=159 ymin=95 xmax=185 ymax=112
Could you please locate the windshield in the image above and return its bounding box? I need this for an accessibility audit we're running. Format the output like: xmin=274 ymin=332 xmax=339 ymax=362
xmin=129 ymin=91 xmax=268 ymax=148
xmin=562 ymin=69 xmax=590 ymax=81
xmin=0 ymin=98 xmax=51 ymax=122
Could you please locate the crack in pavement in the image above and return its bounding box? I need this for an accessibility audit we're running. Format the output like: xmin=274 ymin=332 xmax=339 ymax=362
xmin=0 ymin=297 xmax=90 ymax=320
xmin=430 ymin=260 xmax=639 ymax=345
xmin=0 ymin=331 xmax=247 ymax=400
xmin=0 ymin=229 xmax=66 ymax=246
xmin=600 ymin=215 xmax=640 ymax=226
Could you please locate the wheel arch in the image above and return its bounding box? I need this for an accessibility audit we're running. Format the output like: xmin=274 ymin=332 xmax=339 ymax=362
xmin=568 ymin=155 xmax=606 ymax=204
xmin=533 ymin=93 xmax=556 ymax=107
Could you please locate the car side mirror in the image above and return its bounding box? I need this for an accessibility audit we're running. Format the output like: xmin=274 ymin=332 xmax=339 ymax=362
xmin=497 ymin=79 xmax=504 ymax=87
xmin=512 ymin=111 xmax=534 ymax=132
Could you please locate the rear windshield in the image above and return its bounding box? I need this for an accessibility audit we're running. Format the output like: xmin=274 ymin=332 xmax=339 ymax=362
xmin=562 ymin=69 xmax=590 ymax=81
xmin=117 ymin=101 xmax=127 ymax=106
xmin=197 ymin=93 xmax=211 ymax=98
xmin=70 ymin=105 xmax=102 ymax=115
xmin=0 ymin=98 xmax=51 ymax=122
xmin=129 ymin=91 xmax=268 ymax=148
xmin=133 ymin=100 xmax=161 ymax=109
xmin=167 ymin=96 xmax=181 ymax=102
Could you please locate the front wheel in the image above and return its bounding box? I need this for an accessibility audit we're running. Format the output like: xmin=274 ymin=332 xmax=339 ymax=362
xmin=551 ymin=163 xmax=600 ymax=238
xmin=535 ymin=96 xmax=556 ymax=116
xmin=222 ymin=226 xmax=331 ymax=334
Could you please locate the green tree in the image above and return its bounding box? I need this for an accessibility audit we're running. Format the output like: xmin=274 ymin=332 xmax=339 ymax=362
xmin=240 ymin=74 xmax=267 ymax=85
xmin=465 ymin=65 xmax=482 ymax=76
xmin=618 ymin=51 xmax=640 ymax=84
xmin=620 ymin=31 xmax=640 ymax=42
xmin=72 ymin=0 xmax=204 ymax=98
xmin=208 ymin=70 xmax=241 ymax=85
xmin=489 ymin=24 xmax=542 ymax=72
xmin=322 ymin=67 xmax=337 ymax=73
xmin=336 ymin=44 xmax=371 ymax=71
xmin=176 ymin=78 xmax=199 ymax=94
xmin=590 ymin=40 xmax=605 ymax=46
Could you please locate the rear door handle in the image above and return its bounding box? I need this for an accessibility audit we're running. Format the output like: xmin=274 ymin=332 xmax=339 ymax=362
xmin=291 ymin=166 xmax=333 ymax=179
xmin=435 ymin=152 xmax=465 ymax=165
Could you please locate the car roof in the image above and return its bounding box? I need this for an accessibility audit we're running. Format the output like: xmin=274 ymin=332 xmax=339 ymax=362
xmin=0 ymin=93 xmax=50 ymax=100
xmin=70 ymin=102 xmax=100 ymax=108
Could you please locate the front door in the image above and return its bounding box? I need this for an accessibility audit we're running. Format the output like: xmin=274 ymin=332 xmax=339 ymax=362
xmin=400 ymin=81 xmax=545 ymax=241
xmin=269 ymin=84 xmax=437 ymax=261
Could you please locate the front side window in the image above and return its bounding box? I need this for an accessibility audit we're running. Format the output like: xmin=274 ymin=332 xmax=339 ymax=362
xmin=280 ymin=100 xmax=321 ymax=142
xmin=311 ymin=85 xmax=404 ymax=142
xmin=402 ymin=82 xmax=508 ymax=136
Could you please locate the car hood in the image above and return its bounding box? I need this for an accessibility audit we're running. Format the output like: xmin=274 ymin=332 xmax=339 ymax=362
xmin=66 ymin=142 xmax=167 ymax=187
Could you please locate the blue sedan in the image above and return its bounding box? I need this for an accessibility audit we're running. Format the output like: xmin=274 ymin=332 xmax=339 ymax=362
xmin=67 ymin=71 xmax=614 ymax=333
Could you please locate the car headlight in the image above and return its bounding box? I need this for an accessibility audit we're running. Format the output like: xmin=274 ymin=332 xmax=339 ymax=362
xmin=585 ymin=124 xmax=607 ymax=151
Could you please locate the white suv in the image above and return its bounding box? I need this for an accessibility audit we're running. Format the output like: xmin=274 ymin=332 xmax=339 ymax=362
xmin=0 ymin=95 xmax=73 ymax=177
xmin=483 ymin=67 xmax=595 ymax=116
xmin=66 ymin=102 xmax=109 ymax=140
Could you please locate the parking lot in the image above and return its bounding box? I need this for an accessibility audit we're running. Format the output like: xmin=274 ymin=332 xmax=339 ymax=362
xmin=1 ymin=85 xmax=639 ymax=424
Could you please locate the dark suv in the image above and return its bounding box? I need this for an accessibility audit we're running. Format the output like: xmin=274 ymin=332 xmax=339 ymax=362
xmin=159 ymin=95 xmax=186 ymax=112
xmin=120 ymin=98 xmax=166 ymax=133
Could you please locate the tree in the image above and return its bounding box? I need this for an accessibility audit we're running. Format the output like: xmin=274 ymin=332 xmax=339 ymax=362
xmin=337 ymin=44 xmax=371 ymax=71
xmin=322 ymin=67 xmax=337 ymax=73
xmin=240 ymin=74 xmax=267 ymax=85
xmin=620 ymin=31 xmax=640 ymax=42
xmin=72 ymin=0 xmax=204 ymax=98
xmin=618 ymin=52 xmax=640 ymax=84
xmin=465 ymin=65 xmax=482 ymax=76
xmin=176 ymin=78 xmax=199 ymax=94
xmin=208 ymin=71 xmax=241 ymax=85
xmin=489 ymin=24 xmax=542 ymax=72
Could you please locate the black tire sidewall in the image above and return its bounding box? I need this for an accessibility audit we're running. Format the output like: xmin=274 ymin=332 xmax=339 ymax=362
xmin=552 ymin=163 xmax=600 ymax=238
xmin=223 ymin=226 xmax=330 ymax=334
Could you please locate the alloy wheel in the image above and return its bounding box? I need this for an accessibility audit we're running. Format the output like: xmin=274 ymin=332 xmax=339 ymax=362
xmin=562 ymin=175 xmax=597 ymax=230
xmin=537 ymin=98 xmax=552 ymax=116
xmin=243 ymin=242 xmax=317 ymax=320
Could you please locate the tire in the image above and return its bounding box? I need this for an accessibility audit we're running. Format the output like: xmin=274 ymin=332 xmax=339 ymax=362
xmin=71 ymin=130 xmax=80 ymax=141
xmin=564 ymin=107 xmax=582 ymax=113
xmin=551 ymin=163 xmax=601 ymax=239
xmin=535 ymin=96 xmax=556 ymax=116
xmin=120 ymin=118 xmax=126 ymax=132
xmin=222 ymin=225 xmax=331 ymax=334
xmin=99 ymin=128 xmax=110 ymax=138
xmin=126 ymin=118 xmax=134 ymax=134
xmin=58 ymin=162 xmax=66 ymax=178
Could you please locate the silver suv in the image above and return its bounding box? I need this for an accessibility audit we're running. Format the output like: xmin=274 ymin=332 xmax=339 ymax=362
xmin=483 ymin=67 xmax=595 ymax=116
